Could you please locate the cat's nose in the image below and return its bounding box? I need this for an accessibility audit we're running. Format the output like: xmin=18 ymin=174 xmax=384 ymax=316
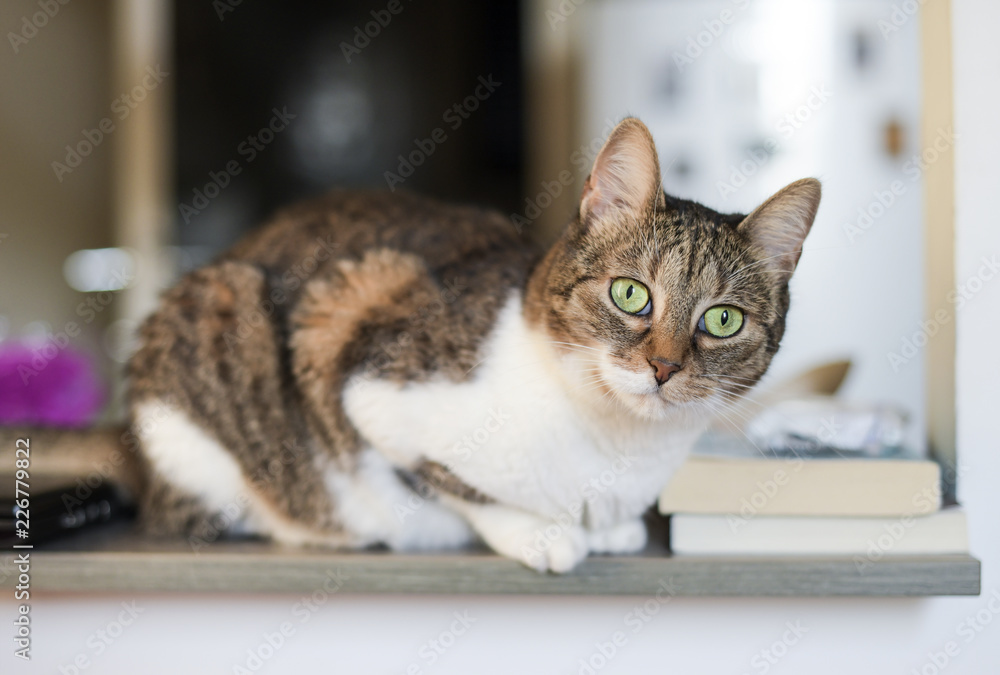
xmin=649 ymin=358 xmax=682 ymax=386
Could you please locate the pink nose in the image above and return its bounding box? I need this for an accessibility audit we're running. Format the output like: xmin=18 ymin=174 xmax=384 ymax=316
xmin=649 ymin=358 xmax=681 ymax=386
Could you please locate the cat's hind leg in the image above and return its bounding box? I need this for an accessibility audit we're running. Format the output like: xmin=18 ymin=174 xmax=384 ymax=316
xmin=128 ymin=261 xmax=348 ymax=547
xmin=134 ymin=397 xmax=350 ymax=548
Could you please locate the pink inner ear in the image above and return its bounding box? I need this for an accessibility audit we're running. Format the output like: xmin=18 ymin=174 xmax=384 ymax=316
xmin=581 ymin=174 xmax=598 ymax=208
xmin=581 ymin=173 xmax=626 ymax=220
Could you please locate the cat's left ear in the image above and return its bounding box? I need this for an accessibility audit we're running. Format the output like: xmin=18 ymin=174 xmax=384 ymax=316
xmin=579 ymin=117 xmax=663 ymax=226
xmin=737 ymin=178 xmax=821 ymax=281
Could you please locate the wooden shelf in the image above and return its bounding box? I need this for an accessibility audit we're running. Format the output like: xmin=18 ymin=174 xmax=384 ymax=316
xmin=1 ymin=525 xmax=980 ymax=596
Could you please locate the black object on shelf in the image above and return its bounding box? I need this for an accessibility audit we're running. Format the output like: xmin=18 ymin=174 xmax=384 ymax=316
xmin=1 ymin=475 xmax=133 ymax=548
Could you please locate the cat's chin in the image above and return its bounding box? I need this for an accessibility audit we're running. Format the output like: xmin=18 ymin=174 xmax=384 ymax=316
xmin=578 ymin=380 xmax=697 ymax=423
xmin=611 ymin=389 xmax=695 ymax=422
xmin=620 ymin=393 xmax=675 ymax=421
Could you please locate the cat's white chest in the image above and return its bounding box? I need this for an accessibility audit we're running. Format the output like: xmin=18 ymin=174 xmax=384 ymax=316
xmin=342 ymin=294 xmax=703 ymax=528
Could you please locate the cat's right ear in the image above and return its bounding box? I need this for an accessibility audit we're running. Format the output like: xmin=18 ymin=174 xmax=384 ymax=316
xmin=578 ymin=118 xmax=663 ymax=228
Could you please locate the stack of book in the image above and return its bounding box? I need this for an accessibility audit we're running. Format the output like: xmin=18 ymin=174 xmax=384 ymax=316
xmin=659 ymin=435 xmax=967 ymax=556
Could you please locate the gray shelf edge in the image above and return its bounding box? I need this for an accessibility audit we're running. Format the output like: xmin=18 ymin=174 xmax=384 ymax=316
xmin=1 ymin=550 xmax=981 ymax=597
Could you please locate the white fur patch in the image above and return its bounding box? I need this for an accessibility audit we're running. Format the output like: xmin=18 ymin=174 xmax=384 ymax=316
xmin=322 ymin=448 xmax=474 ymax=551
xmin=343 ymin=294 xmax=707 ymax=534
xmin=136 ymin=400 xmax=247 ymax=515
xmin=136 ymin=400 xmax=341 ymax=546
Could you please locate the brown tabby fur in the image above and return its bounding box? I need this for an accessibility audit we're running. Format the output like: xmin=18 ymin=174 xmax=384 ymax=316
xmin=129 ymin=190 xmax=536 ymax=535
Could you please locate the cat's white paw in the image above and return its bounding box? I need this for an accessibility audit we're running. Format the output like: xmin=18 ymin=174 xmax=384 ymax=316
xmin=587 ymin=518 xmax=648 ymax=554
xmin=542 ymin=526 xmax=589 ymax=573
xmin=469 ymin=505 xmax=588 ymax=573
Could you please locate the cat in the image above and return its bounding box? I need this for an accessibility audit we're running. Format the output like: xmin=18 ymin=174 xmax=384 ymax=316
xmin=127 ymin=117 xmax=820 ymax=572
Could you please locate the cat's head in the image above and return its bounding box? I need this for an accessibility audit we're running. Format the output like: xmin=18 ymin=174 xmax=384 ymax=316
xmin=526 ymin=118 xmax=821 ymax=421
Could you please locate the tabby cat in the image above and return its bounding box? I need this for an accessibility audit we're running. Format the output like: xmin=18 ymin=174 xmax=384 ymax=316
xmin=128 ymin=118 xmax=820 ymax=572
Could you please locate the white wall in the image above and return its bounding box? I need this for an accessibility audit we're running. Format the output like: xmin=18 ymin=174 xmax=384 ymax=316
xmin=579 ymin=0 xmax=928 ymax=449
xmin=4 ymin=1 xmax=999 ymax=673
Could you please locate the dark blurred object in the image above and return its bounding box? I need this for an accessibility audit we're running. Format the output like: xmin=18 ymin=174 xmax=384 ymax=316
xmin=0 ymin=342 xmax=105 ymax=427
xmin=851 ymin=28 xmax=873 ymax=72
xmin=174 ymin=0 xmax=523 ymax=264
xmin=884 ymin=117 xmax=905 ymax=157
xmin=1 ymin=474 xmax=131 ymax=548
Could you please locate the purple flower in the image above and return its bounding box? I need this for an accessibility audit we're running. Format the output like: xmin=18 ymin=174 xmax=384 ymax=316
xmin=0 ymin=342 xmax=106 ymax=427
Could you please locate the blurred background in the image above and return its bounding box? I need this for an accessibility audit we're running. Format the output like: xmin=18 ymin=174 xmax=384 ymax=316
xmin=0 ymin=0 xmax=926 ymax=449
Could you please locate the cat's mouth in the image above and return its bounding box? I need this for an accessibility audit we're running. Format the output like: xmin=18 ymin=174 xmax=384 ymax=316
xmin=584 ymin=363 xmax=694 ymax=419
xmin=559 ymin=348 xmax=707 ymax=419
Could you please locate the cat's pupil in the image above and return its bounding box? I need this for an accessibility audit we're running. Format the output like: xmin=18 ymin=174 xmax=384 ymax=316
xmin=721 ymin=310 xmax=729 ymax=325
xmin=626 ymin=286 xmax=633 ymax=299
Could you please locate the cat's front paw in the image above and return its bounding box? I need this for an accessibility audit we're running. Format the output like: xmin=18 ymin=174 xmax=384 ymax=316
xmin=472 ymin=506 xmax=588 ymax=573
xmin=537 ymin=525 xmax=589 ymax=573
xmin=587 ymin=518 xmax=648 ymax=554
xmin=513 ymin=523 xmax=588 ymax=573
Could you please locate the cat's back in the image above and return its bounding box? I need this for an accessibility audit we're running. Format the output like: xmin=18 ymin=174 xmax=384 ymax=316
xmin=128 ymin=188 xmax=540 ymax=470
xmin=222 ymin=189 xmax=534 ymax=280
xmin=127 ymin=188 xmax=540 ymax=537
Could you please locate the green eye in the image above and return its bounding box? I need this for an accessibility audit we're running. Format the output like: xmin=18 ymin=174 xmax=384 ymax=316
xmin=610 ymin=278 xmax=651 ymax=315
xmin=700 ymin=305 xmax=744 ymax=337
